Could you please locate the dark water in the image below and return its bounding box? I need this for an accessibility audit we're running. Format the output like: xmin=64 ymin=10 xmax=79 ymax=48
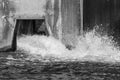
xmin=0 ymin=52 xmax=120 ymax=80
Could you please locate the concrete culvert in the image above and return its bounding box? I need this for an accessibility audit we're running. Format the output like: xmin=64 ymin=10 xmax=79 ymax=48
xmin=11 ymin=19 xmax=49 ymax=51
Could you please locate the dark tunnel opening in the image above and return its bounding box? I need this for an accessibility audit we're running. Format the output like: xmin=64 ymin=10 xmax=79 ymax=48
xmin=16 ymin=19 xmax=49 ymax=36
xmin=11 ymin=19 xmax=49 ymax=51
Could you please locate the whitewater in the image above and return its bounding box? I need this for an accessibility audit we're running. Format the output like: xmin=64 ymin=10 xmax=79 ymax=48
xmin=17 ymin=27 xmax=120 ymax=63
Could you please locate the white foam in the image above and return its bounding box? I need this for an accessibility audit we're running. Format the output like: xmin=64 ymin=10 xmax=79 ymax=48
xmin=17 ymin=28 xmax=120 ymax=63
xmin=18 ymin=36 xmax=69 ymax=59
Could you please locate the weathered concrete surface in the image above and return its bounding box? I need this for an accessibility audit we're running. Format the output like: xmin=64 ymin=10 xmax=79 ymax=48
xmin=61 ymin=0 xmax=81 ymax=47
xmin=0 ymin=0 xmax=3 ymax=39
xmin=9 ymin=0 xmax=46 ymax=19
xmin=0 ymin=0 xmax=47 ymax=50
xmin=0 ymin=0 xmax=13 ymax=49
xmin=0 ymin=0 xmax=82 ymax=50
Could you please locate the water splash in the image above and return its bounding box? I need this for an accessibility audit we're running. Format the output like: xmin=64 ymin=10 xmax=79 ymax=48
xmin=18 ymin=35 xmax=69 ymax=61
xmin=17 ymin=27 xmax=120 ymax=63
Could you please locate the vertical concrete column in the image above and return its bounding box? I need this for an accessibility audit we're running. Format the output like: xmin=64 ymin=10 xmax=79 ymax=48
xmin=80 ymin=0 xmax=83 ymax=35
xmin=56 ymin=0 xmax=62 ymax=41
xmin=61 ymin=0 xmax=80 ymax=47
xmin=45 ymin=0 xmax=54 ymax=36
xmin=0 ymin=0 xmax=16 ymax=50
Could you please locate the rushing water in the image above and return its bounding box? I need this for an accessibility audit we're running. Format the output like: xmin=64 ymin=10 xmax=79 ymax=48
xmin=17 ymin=27 xmax=120 ymax=63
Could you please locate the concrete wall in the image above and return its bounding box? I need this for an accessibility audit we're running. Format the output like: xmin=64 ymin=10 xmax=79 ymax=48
xmin=0 ymin=0 xmax=47 ymax=49
xmin=0 ymin=0 xmax=82 ymax=50
xmin=9 ymin=0 xmax=46 ymax=19
xmin=61 ymin=0 xmax=81 ymax=46
xmin=0 ymin=0 xmax=3 ymax=40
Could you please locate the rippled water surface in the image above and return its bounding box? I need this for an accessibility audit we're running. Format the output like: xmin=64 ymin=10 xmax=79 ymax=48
xmin=0 ymin=52 xmax=120 ymax=80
